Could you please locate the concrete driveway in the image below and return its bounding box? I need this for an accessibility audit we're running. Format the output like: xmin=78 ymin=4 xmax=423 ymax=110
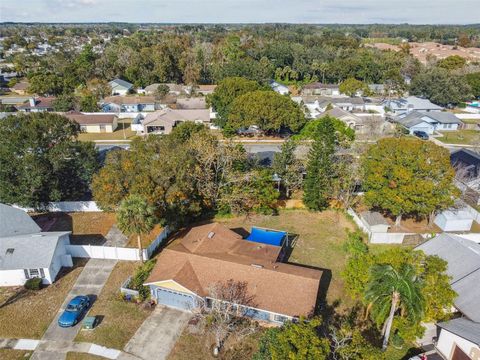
xmin=123 ymin=306 xmax=191 ymax=360
xmin=31 ymin=259 xmax=118 ymax=360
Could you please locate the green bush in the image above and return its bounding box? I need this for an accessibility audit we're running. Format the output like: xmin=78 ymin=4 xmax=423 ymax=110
xmin=129 ymin=259 xmax=157 ymax=301
xmin=24 ymin=278 xmax=43 ymax=290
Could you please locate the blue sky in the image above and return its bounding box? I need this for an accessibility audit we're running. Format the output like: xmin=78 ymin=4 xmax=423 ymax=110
xmin=1 ymin=0 xmax=478 ymax=24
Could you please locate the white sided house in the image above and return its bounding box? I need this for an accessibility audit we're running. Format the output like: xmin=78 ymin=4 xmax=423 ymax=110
xmin=394 ymin=110 xmax=462 ymax=135
xmin=0 ymin=204 xmax=72 ymax=286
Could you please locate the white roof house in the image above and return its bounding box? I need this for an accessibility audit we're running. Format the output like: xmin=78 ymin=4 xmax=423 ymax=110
xmin=416 ymin=234 xmax=480 ymax=359
xmin=109 ymin=78 xmax=133 ymax=96
xmin=0 ymin=204 xmax=72 ymax=286
xmin=385 ymin=96 xmax=443 ymax=115
xmin=269 ymin=81 xmax=289 ymax=95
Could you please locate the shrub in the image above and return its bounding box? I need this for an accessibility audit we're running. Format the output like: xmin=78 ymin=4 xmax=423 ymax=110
xmin=129 ymin=259 xmax=157 ymax=301
xmin=24 ymin=277 xmax=42 ymax=290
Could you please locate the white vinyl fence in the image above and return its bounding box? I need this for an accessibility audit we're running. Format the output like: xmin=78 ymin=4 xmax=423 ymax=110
xmin=66 ymin=244 xmax=146 ymax=261
xmin=15 ymin=201 xmax=101 ymax=212
xmin=145 ymin=226 xmax=170 ymax=258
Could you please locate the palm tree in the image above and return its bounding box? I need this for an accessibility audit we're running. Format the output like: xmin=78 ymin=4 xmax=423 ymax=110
xmin=116 ymin=194 xmax=156 ymax=262
xmin=365 ymin=264 xmax=424 ymax=351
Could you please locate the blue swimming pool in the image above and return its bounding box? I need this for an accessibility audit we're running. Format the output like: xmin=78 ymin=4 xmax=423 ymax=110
xmin=469 ymin=102 xmax=479 ymax=108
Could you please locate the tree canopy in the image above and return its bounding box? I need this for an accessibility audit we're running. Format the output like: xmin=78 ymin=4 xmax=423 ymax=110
xmin=362 ymin=137 xmax=458 ymax=223
xmin=339 ymin=77 xmax=369 ymax=97
xmin=227 ymin=90 xmax=306 ymax=134
xmin=0 ymin=113 xmax=99 ymax=208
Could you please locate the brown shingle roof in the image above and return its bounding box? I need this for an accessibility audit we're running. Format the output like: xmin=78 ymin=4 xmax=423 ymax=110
xmin=64 ymin=112 xmax=117 ymax=125
xmin=103 ymin=96 xmax=156 ymax=105
xmin=146 ymin=223 xmax=322 ymax=317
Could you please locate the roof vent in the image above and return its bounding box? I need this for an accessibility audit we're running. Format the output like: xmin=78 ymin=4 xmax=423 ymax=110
xmin=251 ymin=263 xmax=264 ymax=269
xmin=207 ymin=231 xmax=215 ymax=239
xmin=6 ymin=248 xmax=14 ymax=255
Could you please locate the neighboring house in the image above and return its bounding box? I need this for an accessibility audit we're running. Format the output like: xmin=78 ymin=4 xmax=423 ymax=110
xmin=0 ymin=203 xmax=72 ymax=286
xmin=319 ymin=107 xmax=363 ymax=129
xmin=142 ymin=83 xmax=185 ymax=96
xmin=109 ymin=78 xmax=133 ymax=96
xmin=269 ymin=81 xmax=289 ymax=95
xmin=301 ymin=82 xmax=340 ymax=96
xmin=64 ymin=112 xmax=118 ymax=133
xmin=384 ymin=96 xmax=443 ymax=115
xmin=299 ymin=96 xmax=366 ymax=117
xmin=141 ymin=108 xmax=211 ymax=134
xmin=102 ymin=96 xmax=156 ymax=112
xmin=175 ymin=97 xmax=207 ymax=110
xmin=16 ymin=97 xmax=55 ymax=112
xmin=195 ymin=85 xmax=217 ymax=95
xmin=145 ymin=222 xmax=322 ymax=323
xmin=368 ymin=84 xmax=385 ymax=95
xmin=451 ymin=149 xmax=480 ymax=206
xmin=416 ymin=234 xmax=480 ymax=359
xmin=394 ymin=111 xmax=462 ymax=135
xmin=11 ymin=81 xmax=29 ymax=95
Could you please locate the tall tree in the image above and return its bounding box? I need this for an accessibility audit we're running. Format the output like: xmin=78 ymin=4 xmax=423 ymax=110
xmin=303 ymin=117 xmax=336 ymax=210
xmin=339 ymin=77 xmax=369 ymax=97
xmin=116 ymin=194 xmax=156 ymax=262
xmin=0 ymin=113 xmax=98 ymax=208
xmin=365 ymin=264 xmax=424 ymax=351
xmin=227 ymin=90 xmax=306 ymax=134
xmin=207 ymin=77 xmax=261 ymax=127
xmin=362 ymin=138 xmax=458 ymax=225
xmin=272 ymin=139 xmax=304 ymax=198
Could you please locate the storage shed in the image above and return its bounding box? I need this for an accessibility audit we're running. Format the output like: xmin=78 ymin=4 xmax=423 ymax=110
xmin=434 ymin=210 xmax=474 ymax=232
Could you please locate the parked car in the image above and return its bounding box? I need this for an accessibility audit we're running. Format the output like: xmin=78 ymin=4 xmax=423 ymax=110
xmin=58 ymin=295 xmax=90 ymax=327
xmin=413 ymin=130 xmax=429 ymax=140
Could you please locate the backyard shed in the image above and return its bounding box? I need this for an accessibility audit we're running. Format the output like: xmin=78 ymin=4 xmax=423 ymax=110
xmin=434 ymin=210 xmax=474 ymax=232
xmin=360 ymin=211 xmax=390 ymax=233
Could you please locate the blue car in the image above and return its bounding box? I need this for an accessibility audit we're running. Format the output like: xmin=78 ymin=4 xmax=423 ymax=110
xmin=58 ymin=295 xmax=90 ymax=327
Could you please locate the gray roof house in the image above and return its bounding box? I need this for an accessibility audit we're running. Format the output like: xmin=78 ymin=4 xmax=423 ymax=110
xmin=384 ymin=96 xmax=443 ymax=115
xmin=142 ymin=108 xmax=211 ymax=135
xmin=394 ymin=110 xmax=462 ymax=135
xmin=0 ymin=204 xmax=72 ymax=286
xmin=109 ymin=78 xmax=134 ymax=96
xmin=416 ymin=233 xmax=480 ymax=359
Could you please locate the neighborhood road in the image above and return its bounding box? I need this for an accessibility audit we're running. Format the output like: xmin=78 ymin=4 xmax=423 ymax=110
xmin=122 ymin=306 xmax=191 ymax=360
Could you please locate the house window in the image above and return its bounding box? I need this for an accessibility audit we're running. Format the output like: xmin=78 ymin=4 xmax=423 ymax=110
xmin=273 ymin=314 xmax=289 ymax=323
xmin=24 ymin=268 xmax=45 ymax=279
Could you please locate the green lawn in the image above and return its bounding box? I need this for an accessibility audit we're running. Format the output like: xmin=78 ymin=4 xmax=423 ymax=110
xmin=216 ymin=209 xmax=356 ymax=309
xmin=0 ymin=260 xmax=86 ymax=339
xmin=437 ymin=130 xmax=480 ymax=145
xmin=77 ymin=121 xmax=138 ymax=142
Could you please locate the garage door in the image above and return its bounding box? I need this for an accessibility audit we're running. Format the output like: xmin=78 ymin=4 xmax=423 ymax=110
xmin=452 ymin=346 xmax=471 ymax=360
xmin=155 ymin=288 xmax=196 ymax=311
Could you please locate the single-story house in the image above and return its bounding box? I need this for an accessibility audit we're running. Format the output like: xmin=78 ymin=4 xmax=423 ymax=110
xmin=0 ymin=203 xmax=72 ymax=286
xmin=301 ymin=83 xmax=340 ymax=96
xmin=195 ymin=85 xmax=217 ymax=95
xmin=436 ymin=318 xmax=480 ymax=360
xmin=416 ymin=234 xmax=480 ymax=359
xmin=102 ymin=96 xmax=156 ymax=113
xmin=319 ymin=107 xmax=363 ymax=129
xmin=141 ymin=83 xmax=186 ymax=96
xmin=434 ymin=209 xmax=474 ymax=232
xmin=64 ymin=112 xmax=118 ymax=133
xmin=298 ymin=96 xmax=366 ymax=117
xmin=141 ymin=108 xmax=211 ymax=135
xmin=175 ymin=97 xmax=207 ymax=110
xmin=109 ymin=78 xmax=133 ymax=96
xmin=270 ymin=81 xmax=289 ymax=95
xmin=16 ymin=97 xmax=55 ymax=112
xmin=145 ymin=222 xmax=322 ymax=324
xmin=384 ymin=96 xmax=443 ymax=115
xmin=11 ymin=81 xmax=29 ymax=95
xmin=394 ymin=111 xmax=462 ymax=135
